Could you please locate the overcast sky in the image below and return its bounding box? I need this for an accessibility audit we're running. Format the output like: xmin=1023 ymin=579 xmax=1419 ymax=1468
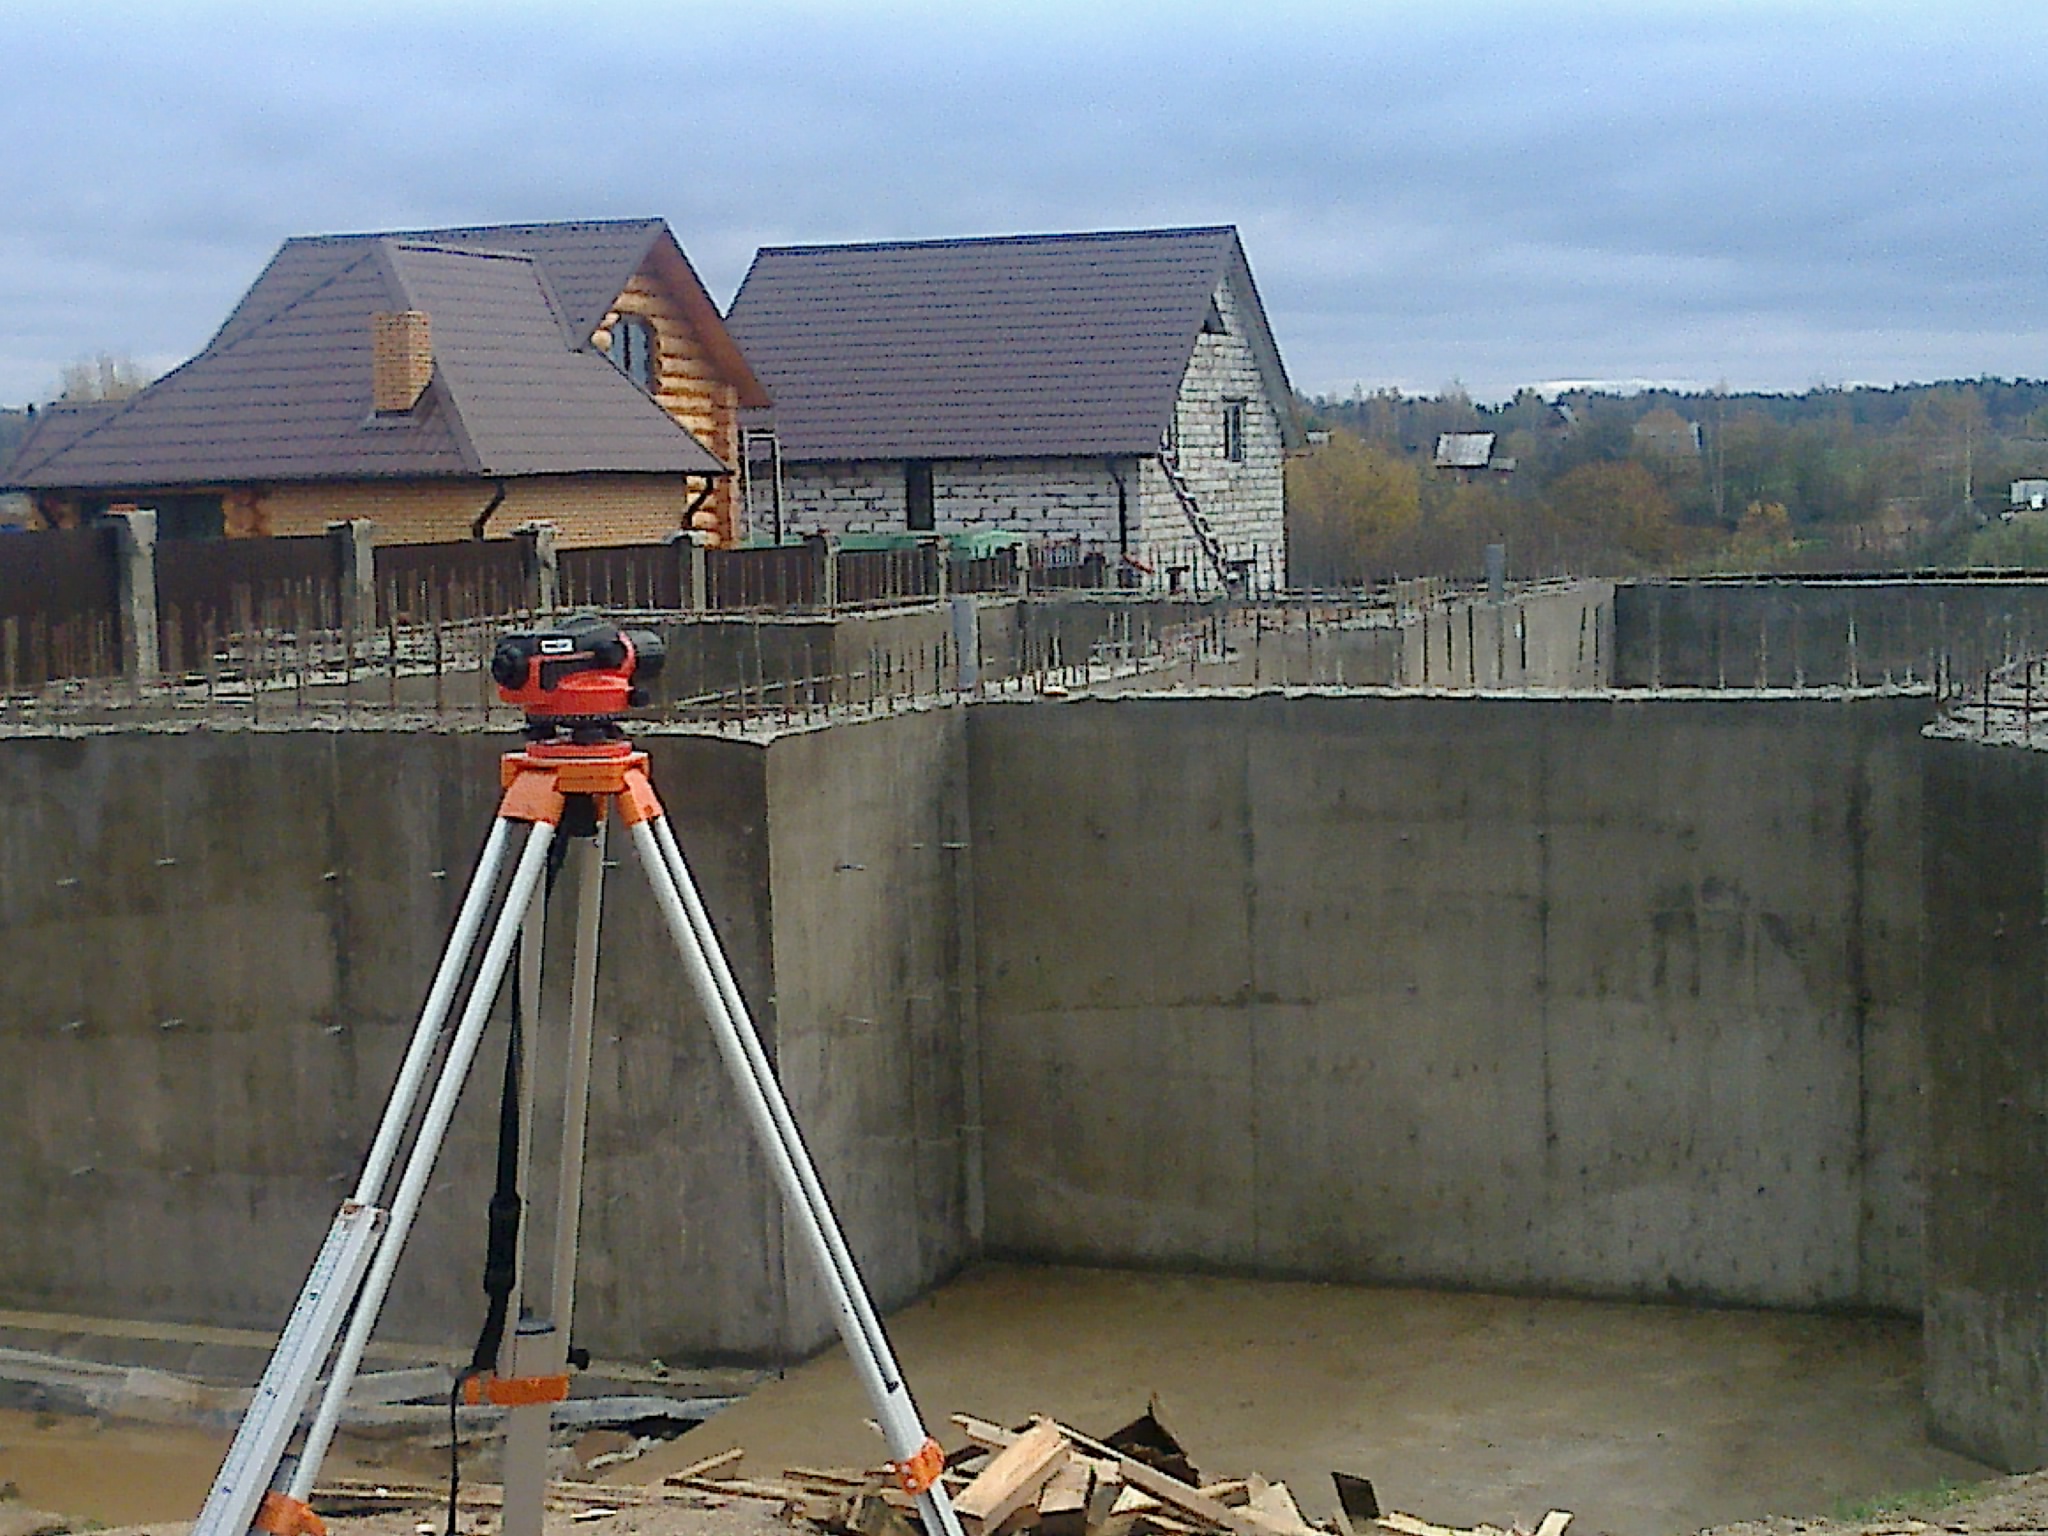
xmin=4 ymin=1 xmax=2044 ymax=406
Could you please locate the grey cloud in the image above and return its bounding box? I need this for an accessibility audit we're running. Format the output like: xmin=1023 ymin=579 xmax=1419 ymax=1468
xmin=4 ymin=2 xmax=2047 ymax=404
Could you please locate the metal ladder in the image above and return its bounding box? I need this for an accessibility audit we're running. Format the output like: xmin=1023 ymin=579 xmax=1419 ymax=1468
xmin=1157 ymin=448 xmax=1235 ymax=590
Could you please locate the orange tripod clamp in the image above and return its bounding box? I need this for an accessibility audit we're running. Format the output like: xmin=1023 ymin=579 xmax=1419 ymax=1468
xmin=461 ymin=1371 xmax=571 ymax=1408
xmin=497 ymin=743 xmax=663 ymax=828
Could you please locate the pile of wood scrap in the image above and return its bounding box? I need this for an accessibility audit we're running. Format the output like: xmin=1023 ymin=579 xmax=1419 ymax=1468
xmin=659 ymin=1402 xmax=1571 ymax=1536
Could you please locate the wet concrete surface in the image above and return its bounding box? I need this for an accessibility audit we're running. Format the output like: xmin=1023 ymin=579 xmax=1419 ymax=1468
xmin=621 ymin=1265 xmax=1992 ymax=1536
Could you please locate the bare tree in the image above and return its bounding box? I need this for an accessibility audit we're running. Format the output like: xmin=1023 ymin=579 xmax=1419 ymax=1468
xmin=53 ymin=352 xmax=153 ymax=403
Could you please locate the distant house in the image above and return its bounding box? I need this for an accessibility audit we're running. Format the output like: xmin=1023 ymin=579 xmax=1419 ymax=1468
xmin=2011 ymin=479 xmax=2048 ymax=514
xmin=1433 ymin=430 xmax=1518 ymax=478
xmin=4 ymin=219 xmax=768 ymax=546
xmin=723 ymin=226 xmax=1302 ymax=584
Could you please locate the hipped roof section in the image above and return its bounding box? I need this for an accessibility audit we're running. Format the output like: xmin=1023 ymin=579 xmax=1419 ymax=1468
xmin=7 ymin=218 xmax=746 ymax=490
xmin=723 ymin=225 xmax=1303 ymax=463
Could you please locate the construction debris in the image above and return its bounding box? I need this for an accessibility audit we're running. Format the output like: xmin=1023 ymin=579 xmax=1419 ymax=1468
xmin=652 ymin=1407 xmax=1571 ymax=1536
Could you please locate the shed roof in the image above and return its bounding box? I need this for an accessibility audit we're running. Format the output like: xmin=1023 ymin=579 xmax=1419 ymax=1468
xmin=724 ymin=225 xmax=1301 ymax=462
xmin=6 ymin=220 xmax=739 ymax=492
xmin=1434 ymin=432 xmax=1497 ymax=468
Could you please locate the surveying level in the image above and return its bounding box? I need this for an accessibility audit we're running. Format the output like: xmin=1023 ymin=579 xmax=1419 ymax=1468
xmin=491 ymin=616 xmax=667 ymax=738
xmin=193 ymin=617 xmax=964 ymax=1536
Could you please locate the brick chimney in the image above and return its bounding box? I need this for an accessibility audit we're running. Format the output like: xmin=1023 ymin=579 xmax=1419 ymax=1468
xmin=371 ymin=310 xmax=433 ymax=414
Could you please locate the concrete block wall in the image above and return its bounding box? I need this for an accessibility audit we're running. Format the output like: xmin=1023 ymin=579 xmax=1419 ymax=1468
xmin=779 ymin=458 xmax=1131 ymax=549
xmin=1139 ymin=276 xmax=1286 ymax=570
xmin=968 ymin=693 xmax=1930 ymax=1312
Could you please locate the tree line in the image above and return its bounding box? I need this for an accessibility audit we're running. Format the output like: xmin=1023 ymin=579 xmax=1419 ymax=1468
xmin=1286 ymin=379 xmax=2048 ymax=585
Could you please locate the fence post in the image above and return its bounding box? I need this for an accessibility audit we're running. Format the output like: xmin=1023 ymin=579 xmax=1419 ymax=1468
xmin=514 ymin=521 xmax=559 ymax=611
xmin=327 ymin=518 xmax=378 ymax=636
xmin=682 ymin=533 xmax=709 ymax=610
xmin=808 ymin=532 xmax=838 ymax=613
xmin=108 ymin=508 xmax=159 ymax=683
xmin=932 ymin=538 xmax=951 ymax=602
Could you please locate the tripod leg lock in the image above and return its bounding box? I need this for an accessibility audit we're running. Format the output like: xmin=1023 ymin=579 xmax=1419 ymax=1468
xmin=254 ymin=1492 xmax=326 ymax=1536
xmin=890 ymin=1437 xmax=946 ymax=1496
xmin=461 ymin=1372 xmax=571 ymax=1408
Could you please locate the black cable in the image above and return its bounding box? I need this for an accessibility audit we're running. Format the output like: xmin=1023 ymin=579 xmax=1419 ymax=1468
xmin=446 ymin=1368 xmax=472 ymax=1536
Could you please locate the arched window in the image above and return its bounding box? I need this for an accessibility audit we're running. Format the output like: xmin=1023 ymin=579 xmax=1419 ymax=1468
xmin=611 ymin=315 xmax=657 ymax=392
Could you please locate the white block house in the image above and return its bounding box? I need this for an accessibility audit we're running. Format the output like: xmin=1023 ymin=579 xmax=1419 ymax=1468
xmin=723 ymin=226 xmax=1302 ymax=587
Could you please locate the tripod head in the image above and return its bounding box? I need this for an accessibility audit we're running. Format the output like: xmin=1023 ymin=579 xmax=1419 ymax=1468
xmin=491 ymin=614 xmax=667 ymax=743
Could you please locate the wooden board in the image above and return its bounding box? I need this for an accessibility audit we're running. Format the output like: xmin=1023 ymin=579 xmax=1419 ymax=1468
xmin=1056 ymin=1426 xmax=1272 ymax=1536
xmin=954 ymin=1419 xmax=1070 ymax=1535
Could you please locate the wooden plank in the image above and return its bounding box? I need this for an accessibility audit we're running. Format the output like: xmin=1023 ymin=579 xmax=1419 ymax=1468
xmin=661 ymin=1448 xmax=744 ymax=1484
xmin=1041 ymin=1463 xmax=1092 ymax=1517
xmin=954 ymin=1418 xmax=1070 ymax=1535
xmin=673 ymin=1476 xmax=800 ymax=1500
xmin=1532 ymin=1513 xmax=1572 ymax=1536
xmin=1330 ymin=1474 xmax=1379 ymax=1534
xmin=951 ymin=1413 xmax=1021 ymax=1451
xmin=1244 ymin=1481 xmax=1315 ymax=1536
xmin=1112 ymin=1487 xmax=1164 ymax=1517
xmin=1199 ymin=1482 xmax=1252 ymax=1508
xmin=1057 ymin=1426 xmax=1268 ymax=1536
xmin=784 ymin=1466 xmax=879 ymax=1489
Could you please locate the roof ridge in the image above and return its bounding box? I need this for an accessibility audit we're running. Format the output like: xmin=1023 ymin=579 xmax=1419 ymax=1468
xmin=290 ymin=216 xmax=665 ymax=247
xmin=754 ymin=225 xmax=1238 ymax=258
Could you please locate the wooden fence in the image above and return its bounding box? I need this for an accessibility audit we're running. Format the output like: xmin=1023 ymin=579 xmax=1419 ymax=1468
xmin=0 ymin=526 xmax=121 ymax=689
xmin=559 ymin=542 xmax=685 ymax=610
xmin=377 ymin=539 xmax=530 ymax=627
xmin=707 ymin=544 xmax=820 ymax=611
xmin=156 ymin=533 xmax=341 ymax=678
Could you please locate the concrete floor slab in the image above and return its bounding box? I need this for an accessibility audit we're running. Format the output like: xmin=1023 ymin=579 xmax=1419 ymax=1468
xmin=623 ymin=1264 xmax=1991 ymax=1536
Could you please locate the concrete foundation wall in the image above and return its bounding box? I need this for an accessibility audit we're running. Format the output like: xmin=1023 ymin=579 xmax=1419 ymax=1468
xmin=1614 ymin=579 xmax=2048 ymax=690
xmin=0 ymin=723 xmax=974 ymax=1365
xmin=765 ymin=712 xmax=979 ymax=1351
xmin=1923 ymin=737 xmax=2048 ymax=1471
xmin=0 ymin=684 xmax=1980 ymax=1375
xmin=969 ymin=694 xmax=1928 ymax=1311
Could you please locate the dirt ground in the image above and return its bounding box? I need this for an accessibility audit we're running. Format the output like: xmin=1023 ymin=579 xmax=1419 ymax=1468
xmin=0 ymin=1265 xmax=2012 ymax=1536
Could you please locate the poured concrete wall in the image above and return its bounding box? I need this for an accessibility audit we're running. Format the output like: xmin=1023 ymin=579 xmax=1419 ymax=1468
xmin=764 ymin=711 xmax=979 ymax=1348
xmin=0 ymin=722 xmax=973 ymax=1365
xmin=1614 ymin=579 xmax=2048 ymax=690
xmin=969 ymin=693 xmax=1928 ymax=1311
xmin=1923 ymin=737 xmax=2048 ymax=1470
xmin=0 ymin=686 xmax=1962 ymax=1370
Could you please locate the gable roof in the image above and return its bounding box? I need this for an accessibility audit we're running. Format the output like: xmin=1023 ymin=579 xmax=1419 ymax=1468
xmin=723 ymin=225 xmax=1302 ymax=463
xmin=6 ymin=219 xmax=743 ymax=492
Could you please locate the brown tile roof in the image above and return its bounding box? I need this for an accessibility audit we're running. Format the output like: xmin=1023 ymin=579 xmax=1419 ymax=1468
xmin=723 ymin=225 xmax=1301 ymax=463
xmin=6 ymin=220 xmax=731 ymax=491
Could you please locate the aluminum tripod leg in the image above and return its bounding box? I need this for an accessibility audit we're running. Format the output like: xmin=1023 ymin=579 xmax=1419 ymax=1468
xmin=193 ymin=816 xmax=530 ymax=1536
xmin=287 ymin=818 xmax=558 ymax=1506
xmin=626 ymin=816 xmax=967 ymax=1536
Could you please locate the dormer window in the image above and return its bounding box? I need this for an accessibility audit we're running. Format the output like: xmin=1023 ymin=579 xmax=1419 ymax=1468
xmin=612 ymin=315 xmax=657 ymax=392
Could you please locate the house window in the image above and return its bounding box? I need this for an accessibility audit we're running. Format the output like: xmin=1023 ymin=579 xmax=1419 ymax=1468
xmin=905 ymin=460 xmax=935 ymax=531
xmin=1223 ymin=400 xmax=1247 ymax=463
xmin=611 ymin=315 xmax=657 ymax=393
